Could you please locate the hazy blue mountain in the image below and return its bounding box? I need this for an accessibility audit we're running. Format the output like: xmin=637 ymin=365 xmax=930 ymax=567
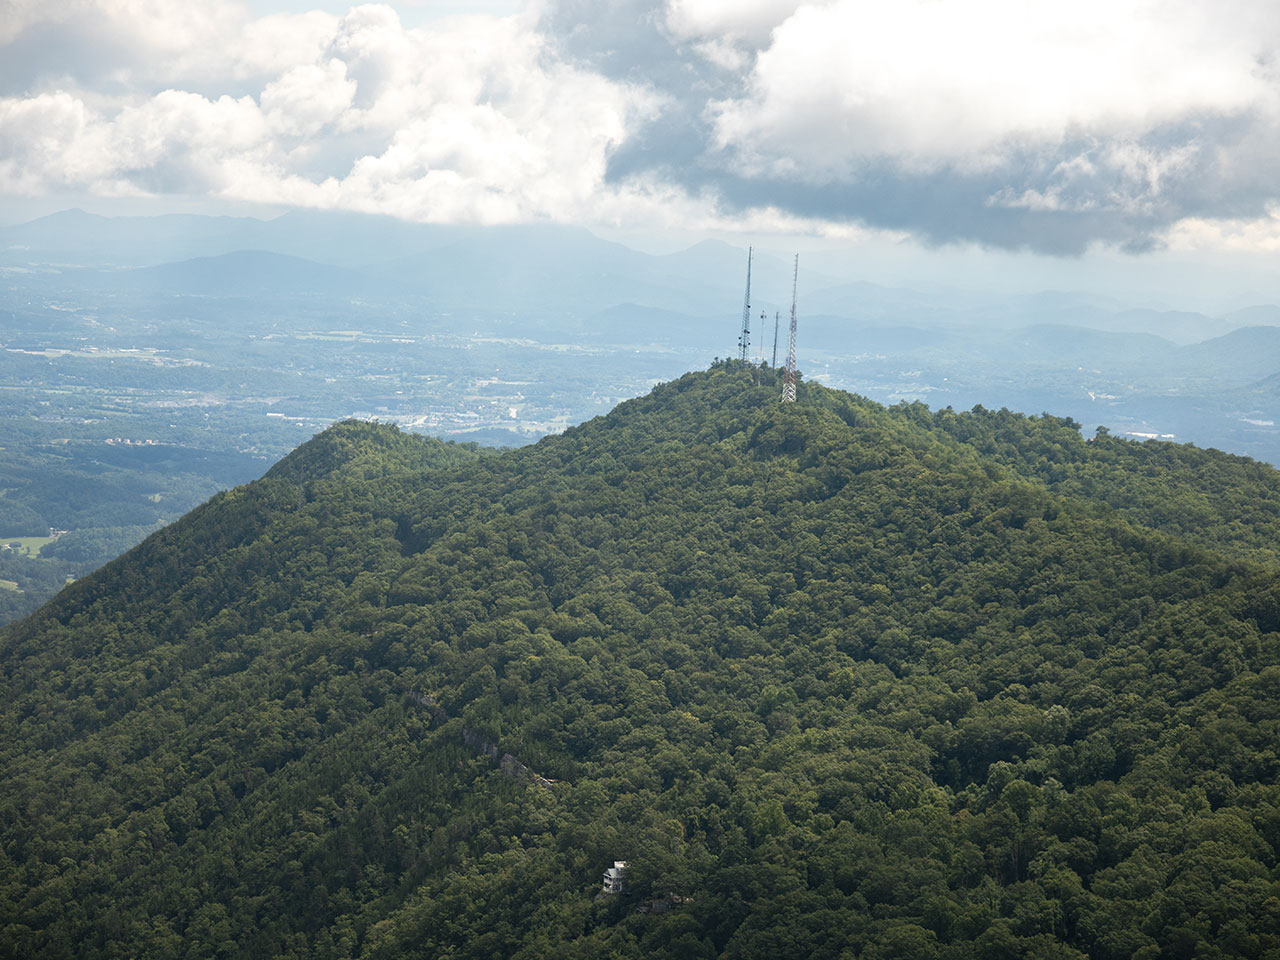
xmin=1107 ymin=307 xmax=1236 ymax=344
xmin=368 ymin=228 xmax=826 ymax=316
xmin=1 ymin=208 xmax=421 ymax=269
xmin=372 ymin=225 xmax=703 ymax=312
xmin=801 ymin=279 xmax=965 ymax=324
xmin=647 ymin=238 xmax=824 ymax=308
xmin=2 ymin=210 xmax=778 ymax=314
xmin=249 ymin=208 xmax=462 ymax=266
xmin=960 ymin=289 xmax=1127 ymax=330
xmin=0 ymin=208 xmax=266 ymax=267
xmin=1224 ymin=304 xmax=1280 ymax=328
xmin=1185 ymin=326 xmax=1280 ymax=381
xmin=961 ymin=292 xmax=1228 ymax=344
xmin=7 ymin=209 xmax=1280 ymax=346
xmin=1005 ymin=323 xmax=1178 ymax=366
xmin=73 ymin=250 xmax=377 ymax=297
xmin=804 ymin=314 xmax=951 ymax=355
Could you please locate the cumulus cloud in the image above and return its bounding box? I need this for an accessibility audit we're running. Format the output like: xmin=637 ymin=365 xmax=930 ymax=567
xmin=0 ymin=88 xmax=270 ymax=196
xmin=260 ymin=60 xmax=355 ymax=138
xmin=0 ymin=2 xmax=658 ymax=224
xmin=2 ymin=0 xmax=1280 ymax=252
xmin=709 ymin=1 xmax=1271 ymax=171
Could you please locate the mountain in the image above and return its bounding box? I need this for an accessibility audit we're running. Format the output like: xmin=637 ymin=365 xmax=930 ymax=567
xmin=1106 ymin=307 xmax=1230 ymax=344
xmin=0 ymin=208 xmax=267 ymax=267
xmin=0 ymin=210 xmax=766 ymax=313
xmin=75 ymin=250 xmax=376 ymax=298
xmin=801 ymin=278 xmax=967 ymax=325
xmin=8 ymin=209 xmax=1280 ymax=345
xmin=1223 ymin=304 xmax=1280 ymax=329
xmin=1005 ymin=324 xmax=1178 ymax=367
xmin=973 ymin=293 xmax=1233 ymax=344
xmin=1185 ymin=326 xmax=1280 ymax=382
xmin=3 ymin=368 xmax=1280 ymax=959
xmin=369 ymin=225 xmax=712 ymax=313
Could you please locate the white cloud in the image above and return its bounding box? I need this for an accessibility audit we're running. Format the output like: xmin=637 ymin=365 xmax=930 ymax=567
xmin=0 ymin=1 xmax=655 ymax=224
xmin=261 ymin=59 xmax=355 ymax=136
xmin=0 ymin=93 xmax=93 ymax=193
xmin=238 ymin=12 xmax=342 ymax=82
xmin=663 ymin=0 xmax=806 ymax=47
xmin=0 ymin=89 xmax=270 ymax=195
xmin=708 ymin=0 xmax=1279 ymax=176
xmin=1163 ymin=205 xmax=1280 ymax=253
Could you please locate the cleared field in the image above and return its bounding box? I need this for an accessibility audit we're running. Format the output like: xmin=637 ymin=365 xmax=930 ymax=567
xmin=0 ymin=536 xmax=55 ymax=557
xmin=0 ymin=578 xmax=19 ymax=592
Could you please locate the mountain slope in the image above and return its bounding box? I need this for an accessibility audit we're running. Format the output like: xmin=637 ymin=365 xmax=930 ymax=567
xmin=68 ymin=250 xmax=374 ymax=297
xmin=0 ymin=209 xmax=266 ymax=267
xmin=2 ymin=367 xmax=1280 ymax=960
xmin=926 ymin=402 xmax=1280 ymax=566
xmin=1186 ymin=326 xmax=1280 ymax=381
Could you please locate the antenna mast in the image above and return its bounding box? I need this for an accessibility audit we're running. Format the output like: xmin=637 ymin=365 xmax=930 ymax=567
xmin=782 ymin=255 xmax=799 ymax=402
xmin=771 ymin=311 xmax=780 ymax=367
xmin=737 ymin=246 xmax=752 ymax=363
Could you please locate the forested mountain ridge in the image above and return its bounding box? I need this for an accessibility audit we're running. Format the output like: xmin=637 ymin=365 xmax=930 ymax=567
xmin=928 ymin=405 xmax=1280 ymax=567
xmin=2 ymin=365 xmax=1280 ymax=959
xmin=263 ymin=419 xmax=489 ymax=486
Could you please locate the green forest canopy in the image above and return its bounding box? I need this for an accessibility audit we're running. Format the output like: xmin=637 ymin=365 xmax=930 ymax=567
xmin=2 ymin=365 xmax=1280 ymax=959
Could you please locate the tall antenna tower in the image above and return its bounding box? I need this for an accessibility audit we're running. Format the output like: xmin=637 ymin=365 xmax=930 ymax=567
xmin=758 ymin=310 xmax=767 ymax=365
xmin=771 ymin=311 xmax=780 ymax=367
xmin=737 ymin=246 xmax=752 ymax=363
xmin=782 ymin=255 xmax=799 ymax=403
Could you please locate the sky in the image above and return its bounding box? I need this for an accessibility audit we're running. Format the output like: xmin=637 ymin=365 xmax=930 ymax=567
xmin=3 ymin=0 xmax=1280 ymax=306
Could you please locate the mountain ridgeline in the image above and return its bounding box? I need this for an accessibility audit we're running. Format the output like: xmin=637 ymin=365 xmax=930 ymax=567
xmin=3 ymin=366 xmax=1280 ymax=959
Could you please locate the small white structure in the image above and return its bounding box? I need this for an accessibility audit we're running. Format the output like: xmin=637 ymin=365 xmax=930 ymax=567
xmin=602 ymin=861 xmax=629 ymax=895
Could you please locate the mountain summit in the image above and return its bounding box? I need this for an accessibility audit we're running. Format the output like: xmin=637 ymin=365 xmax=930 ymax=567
xmin=3 ymin=366 xmax=1280 ymax=959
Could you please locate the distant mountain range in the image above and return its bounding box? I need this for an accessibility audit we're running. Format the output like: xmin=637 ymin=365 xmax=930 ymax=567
xmin=1 ymin=209 xmax=805 ymax=317
xmin=5 ymin=208 xmax=1280 ymax=343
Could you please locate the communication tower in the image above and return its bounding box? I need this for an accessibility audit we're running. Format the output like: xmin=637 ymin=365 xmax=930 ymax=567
xmin=772 ymin=311 xmax=780 ymax=367
xmin=782 ymin=255 xmax=799 ymax=403
xmin=737 ymin=247 xmax=753 ymax=363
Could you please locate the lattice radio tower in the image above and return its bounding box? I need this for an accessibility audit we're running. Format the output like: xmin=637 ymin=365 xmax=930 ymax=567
xmin=771 ymin=311 xmax=780 ymax=367
xmin=737 ymin=246 xmax=753 ymax=363
xmin=782 ymin=254 xmax=799 ymax=402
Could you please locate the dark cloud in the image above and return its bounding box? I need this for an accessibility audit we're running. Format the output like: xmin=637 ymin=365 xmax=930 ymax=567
xmin=540 ymin=0 xmax=697 ymax=86
xmin=704 ymin=118 xmax=1279 ymax=255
